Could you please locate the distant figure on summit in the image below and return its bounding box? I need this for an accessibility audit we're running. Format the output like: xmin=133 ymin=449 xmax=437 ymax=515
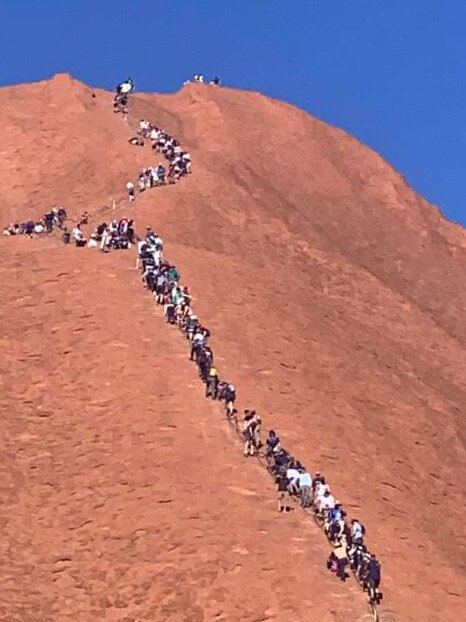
xmin=116 ymin=77 xmax=134 ymax=95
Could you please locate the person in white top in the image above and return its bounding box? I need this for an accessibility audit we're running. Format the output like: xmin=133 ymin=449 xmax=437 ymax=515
xmin=319 ymin=490 xmax=336 ymax=514
xmin=120 ymin=81 xmax=133 ymax=94
xmin=99 ymin=228 xmax=110 ymax=251
xmin=139 ymin=119 xmax=150 ymax=134
xmin=286 ymin=467 xmax=301 ymax=494
xmin=314 ymin=480 xmax=328 ymax=504
xmin=87 ymin=234 xmax=99 ymax=248
xmin=153 ymin=247 xmax=162 ymax=268
xmin=34 ymin=222 xmax=44 ymax=235
xmin=126 ymin=181 xmax=135 ymax=202
xmin=72 ymin=225 xmax=86 ymax=247
xmin=153 ymin=235 xmax=163 ymax=250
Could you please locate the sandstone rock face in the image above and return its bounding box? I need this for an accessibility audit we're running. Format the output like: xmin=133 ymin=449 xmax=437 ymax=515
xmin=0 ymin=75 xmax=464 ymax=622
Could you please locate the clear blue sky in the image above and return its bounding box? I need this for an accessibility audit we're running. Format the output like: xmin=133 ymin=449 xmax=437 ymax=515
xmin=1 ymin=0 xmax=464 ymax=226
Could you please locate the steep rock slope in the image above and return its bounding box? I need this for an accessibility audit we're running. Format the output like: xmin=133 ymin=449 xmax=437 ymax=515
xmin=1 ymin=75 xmax=465 ymax=622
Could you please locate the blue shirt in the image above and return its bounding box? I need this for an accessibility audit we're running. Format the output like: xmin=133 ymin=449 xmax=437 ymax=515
xmin=298 ymin=473 xmax=312 ymax=487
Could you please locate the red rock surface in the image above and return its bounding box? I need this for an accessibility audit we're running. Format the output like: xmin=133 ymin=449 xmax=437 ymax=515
xmin=0 ymin=74 xmax=465 ymax=622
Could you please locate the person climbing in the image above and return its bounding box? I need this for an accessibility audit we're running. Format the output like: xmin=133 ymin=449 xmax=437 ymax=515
xmin=351 ymin=519 xmax=365 ymax=546
xmin=297 ymin=468 xmax=312 ymax=507
xmin=205 ymin=365 xmax=218 ymax=399
xmin=57 ymin=207 xmax=67 ymax=228
xmin=118 ymin=77 xmax=134 ymax=95
xmin=126 ymin=181 xmax=135 ymax=202
xmin=265 ymin=430 xmax=281 ymax=467
xmin=329 ymin=538 xmax=349 ymax=582
xmin=225 ymin=383 xmax=236 ymax=417
xmin=242 ymin=410 xmax=261 ymax=457
xmin=72 ymin=224 xmax=86 ymax=247
xmin=167 ymin=265 xmax=180 ymax=282
xmin=275 ymin=470 xmax=290 ymax=513
xmin=365 ymin=554 xmax=381 ymax=598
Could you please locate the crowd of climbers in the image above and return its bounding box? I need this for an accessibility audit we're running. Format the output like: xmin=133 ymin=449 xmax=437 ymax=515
xmin=4 ymin=76 xmax=383 ymax=612
xmin=125 ymin=76 xmax=382 ymax=607
xmin=66 ymin=217 xmax=135 ymax=250
xmin=3 ymin=207 xmax=68 ymax=237
xmin=136 ymin=226 xmax=382 ymax=603
xmin=126 ymin=119 xmax=192 ymax=200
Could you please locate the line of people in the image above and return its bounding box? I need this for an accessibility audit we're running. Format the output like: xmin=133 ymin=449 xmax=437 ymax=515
xmin=65 ymin=217 xmax=135 ymax=250
xmin=183 ymin=74 xmax=221 ymax=85
xmin=120 ymin=83 xmax=384 ymax=609
xmin=126 ymin=119 xmax=192 ymax=201
xmin=136 ymin=224 xmax=382 ymax=603
xmin=3 ymin=207 xmax=67 ymax=237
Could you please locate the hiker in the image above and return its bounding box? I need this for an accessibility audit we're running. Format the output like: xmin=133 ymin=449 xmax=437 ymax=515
xmin=87 ymin=233 xmax=99 ymax=248
xmin=205 ymin=365 xmax=218 ymax=399
xmin=286 ymin=463 xmax=301 ymax=495
xmin=242 ymin=410 xmax=261 ymax=457
xmin=364 ymin=554 xmax=381 ymax=596
xmin=351 ymin=519 xmax=365 ymax=546
xmin=156 ymin=163 xmax=166 ymax=184
xmin=57 ymin=207 xmax=67 ymax=228
xmin=164 ymin=299 xmax=175 ymax=324
xmin=62 ymin=227 xmax=71 ymax=244
xmin=265 ymin=430 xmax=281 ymax=466
xmin=34 ymin=222 xmax=45 ymax=235
xmin=225 ymin=383 xmax=236 ymax=416
xmin=118 ymin=77 xmax=134 ymax=95
xmin=326 ymin=504 xmax=345 ymax=543
xmin=167 ymin=265 xmax=180 ymax=282
xmin=275 ymin=470 xmax=290 ymax=513
xmin=328 ymin=538 xmax=349 ymax=582
xmin=44 ymin=211 xmax=54 ymax=232
xmin=78 ymin=211 xmax=89 ymax=226
xmin=126 ymin=181 xmax=135 ymax=202
xmin=318 ymin=489 xmax=336 ymax=518
xmin=298 ymin=469 xmax=312 ymax=507
xmin=72 ymin=224 xmax=86 ymax=247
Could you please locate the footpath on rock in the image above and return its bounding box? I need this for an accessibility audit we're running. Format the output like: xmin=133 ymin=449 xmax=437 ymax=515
xmin=0 ymin=74 xmax=464 ymax=620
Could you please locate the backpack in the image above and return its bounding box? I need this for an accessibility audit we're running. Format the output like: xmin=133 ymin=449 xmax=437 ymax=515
xmin=360 ymin=524 xmax=366 ymax=536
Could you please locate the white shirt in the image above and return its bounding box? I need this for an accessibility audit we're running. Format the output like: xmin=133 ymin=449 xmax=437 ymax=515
xmin=320 ymin=494 xmax=336 ymax=511
xmin=286 ymin=468 xmax=300 ymax=483
xmin=72 ymin=227 xmax=83 ymax=241
xmin=315 ymin=482 xmax=328 ymax=499
xmin=126 ymin=181 xmax=134 ymax=191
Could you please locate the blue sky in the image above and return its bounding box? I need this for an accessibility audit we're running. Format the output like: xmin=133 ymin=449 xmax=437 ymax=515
xmin=1 ymin=0 xmax=464 ymax=226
